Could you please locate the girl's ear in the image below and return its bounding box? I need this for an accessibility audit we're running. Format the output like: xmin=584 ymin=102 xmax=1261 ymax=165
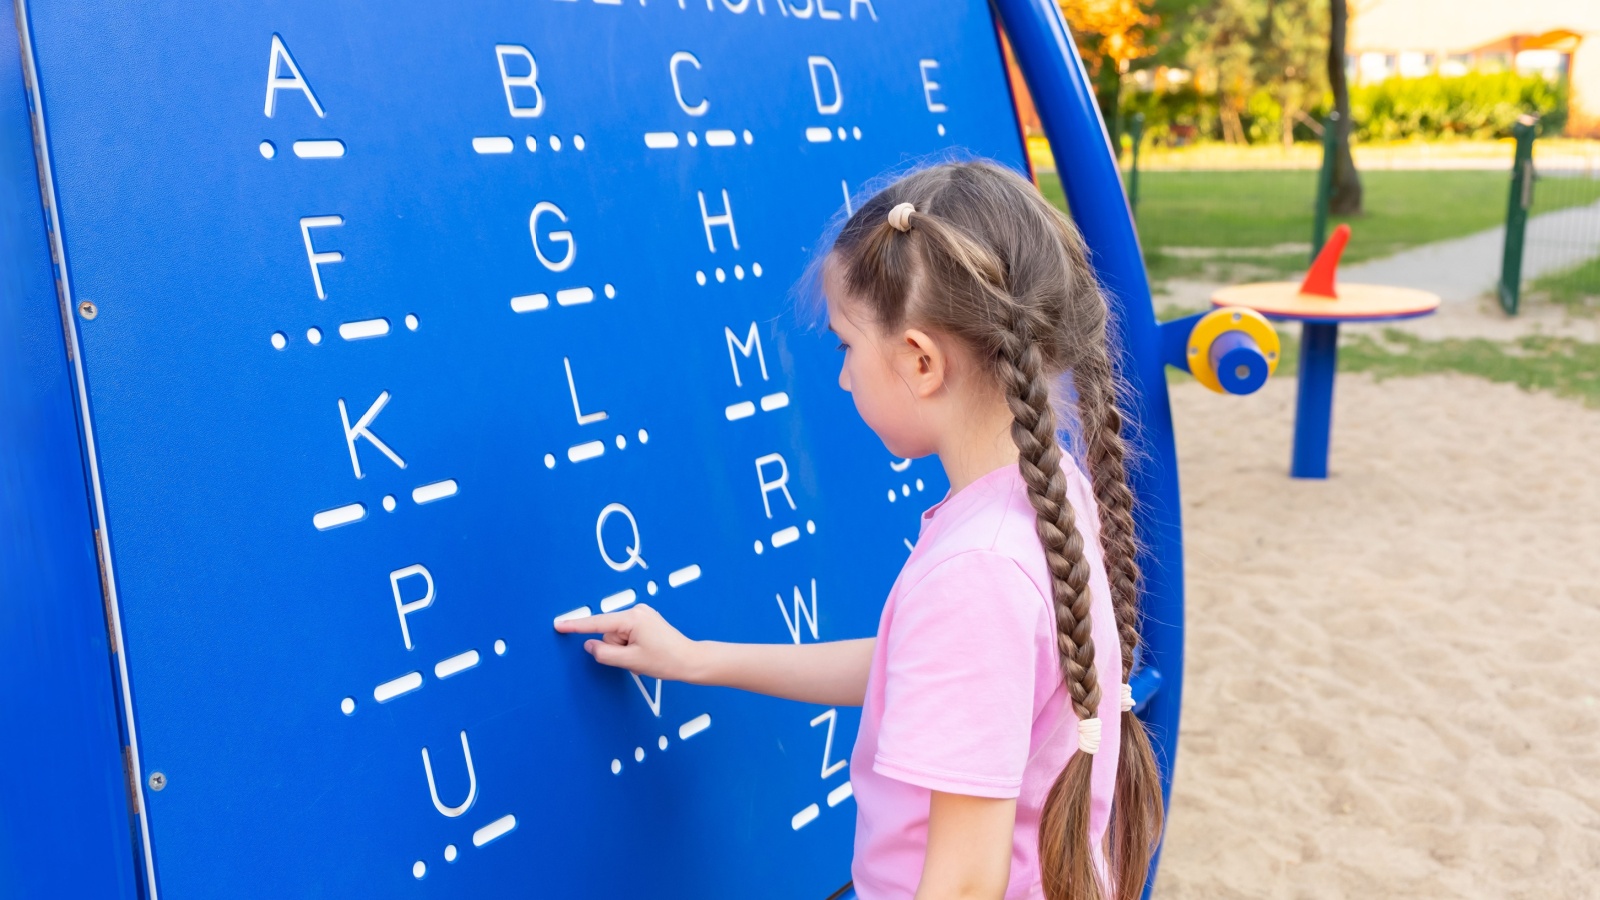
xmin=896 ymin=328 xmax=948 ymax=399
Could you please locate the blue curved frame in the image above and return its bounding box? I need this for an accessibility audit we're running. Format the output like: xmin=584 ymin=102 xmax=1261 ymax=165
xmin=994 ymin=0 xmax=1184 ymax=891
xmin=0 ymin=10 xmax=141 ymax=897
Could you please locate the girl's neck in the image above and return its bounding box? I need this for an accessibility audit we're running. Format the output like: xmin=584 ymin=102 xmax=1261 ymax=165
xmin=935 ymin=395 xmax=1019 ymax=495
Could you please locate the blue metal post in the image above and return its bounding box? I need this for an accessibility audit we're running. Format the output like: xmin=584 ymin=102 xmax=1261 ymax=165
xmin=993 ymin=1 xmax=1184 ymax=893
xmin=1290 ymin=323 xmax=1340 ymax=479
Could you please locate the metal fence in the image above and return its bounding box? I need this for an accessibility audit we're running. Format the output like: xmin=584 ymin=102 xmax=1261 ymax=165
xmin=1514 ymin=139 xmax=1600 ymax=315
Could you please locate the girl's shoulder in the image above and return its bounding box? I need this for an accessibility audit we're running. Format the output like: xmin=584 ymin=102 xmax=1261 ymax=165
xmin=918 ymin=460 xmax=1093 ymax=562
xmin=901 ymin=465 xmax=1054 ymax=611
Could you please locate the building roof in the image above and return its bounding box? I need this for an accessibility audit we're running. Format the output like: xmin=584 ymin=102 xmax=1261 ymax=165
xmin=1349 ymin=0 xmax=1595 ymax=53
xmin=1466 ymin=29 xmax=1584 ymax=56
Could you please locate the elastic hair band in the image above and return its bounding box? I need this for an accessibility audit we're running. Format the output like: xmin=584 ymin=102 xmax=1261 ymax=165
xmin=1076 ymin=717 xmax=1102 ymax=755
xmin=1120 ymin=683 xmax=1135 ymax=713
xmin=887 ymin=202 xmax=915 ymax=232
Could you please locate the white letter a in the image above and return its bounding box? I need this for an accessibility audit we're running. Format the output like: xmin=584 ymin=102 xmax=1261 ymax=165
xmin=265 ymin=34 xmax=326 ymax=118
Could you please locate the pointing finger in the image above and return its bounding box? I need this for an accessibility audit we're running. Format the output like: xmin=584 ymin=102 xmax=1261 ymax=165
xmin=554 ymin=610 xmax=630 ymax=634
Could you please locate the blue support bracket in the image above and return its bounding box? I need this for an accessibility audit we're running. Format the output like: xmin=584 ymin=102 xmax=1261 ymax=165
xmin=1159 ymin=312 xmax=1208 ymax=374
xmin=1160 ymin=308 xmax=1280 ymax=397
xmin=1129 ymin=664 xmax=1164 ymax=716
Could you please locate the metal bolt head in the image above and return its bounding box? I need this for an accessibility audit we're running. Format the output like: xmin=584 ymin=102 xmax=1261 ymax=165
xmin=77 ymin=300 xmax=97 ymax=320
xmin=148 ymin=772 xmax=166 ymax=791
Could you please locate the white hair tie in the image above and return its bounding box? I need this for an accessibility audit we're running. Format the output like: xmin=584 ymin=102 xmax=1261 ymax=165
xmin=887 ymin=202 xmax=915 ymax=232
xmin=1076 ymin=717 xmax=1102 ymax=755
xmin=1120 ymin=683 xmax=1135 ymax=713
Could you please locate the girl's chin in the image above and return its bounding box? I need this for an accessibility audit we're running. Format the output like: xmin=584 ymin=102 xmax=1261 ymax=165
xmin=875 ymin=436 xmax=930 ymax=460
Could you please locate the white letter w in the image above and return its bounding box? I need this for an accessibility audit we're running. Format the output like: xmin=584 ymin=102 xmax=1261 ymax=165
xmin=776 ymin=579 xmax=819 ymax=643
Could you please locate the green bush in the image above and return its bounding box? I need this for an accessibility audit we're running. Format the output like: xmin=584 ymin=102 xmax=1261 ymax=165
xmin=1119 ymin=82 xmax=1213 ymax=146
xmin=1243 ymin=89 xmax=1282 ymax=144
xmin=1351 ymin=71 xmax=1567 ymax=140
xmin=1117 ymin=70 xmax=1564 ymax=147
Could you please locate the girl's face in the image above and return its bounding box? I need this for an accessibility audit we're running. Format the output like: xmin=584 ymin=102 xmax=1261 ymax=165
xmin=823 ymin=261 xmax=943 ymax=460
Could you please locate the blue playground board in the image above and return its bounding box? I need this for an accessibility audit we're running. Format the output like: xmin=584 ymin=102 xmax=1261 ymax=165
xmin=15 ymin=2 xmax=1029 ymax=897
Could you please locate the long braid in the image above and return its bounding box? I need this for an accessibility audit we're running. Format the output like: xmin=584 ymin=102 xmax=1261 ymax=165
xmin=998 ymin=328 xmax=1102 ymax=722
xmin=997 ymin=321 xmax=1107 ymax=900
xmin=1043 ymin=195 xmax=1166 ymax=895
xmin=1075 ymin=358 xmax=1165 ymax=900
xmin=1074 ymin=361 xmax=1141 ymax=679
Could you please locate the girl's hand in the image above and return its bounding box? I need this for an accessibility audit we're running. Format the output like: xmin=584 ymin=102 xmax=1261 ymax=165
xmin=553 ymin=604 xmax=703 ymax=683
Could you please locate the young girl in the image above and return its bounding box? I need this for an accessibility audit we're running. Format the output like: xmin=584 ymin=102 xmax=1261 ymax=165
xmin=556 ymin=161 xmax=1163 ymax=900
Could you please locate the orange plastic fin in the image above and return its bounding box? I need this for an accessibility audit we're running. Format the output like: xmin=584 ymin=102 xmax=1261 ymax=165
xmin=1299 ymin=223 xmax=1350 ymax=298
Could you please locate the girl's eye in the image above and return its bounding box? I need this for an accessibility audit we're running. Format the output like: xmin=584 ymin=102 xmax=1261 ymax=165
xmin=836 ymin=342 xmax=849 ymax=352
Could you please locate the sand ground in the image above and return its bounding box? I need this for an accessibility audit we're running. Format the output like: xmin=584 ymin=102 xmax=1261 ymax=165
xmin=1153 ymin=373 xmax=1600 ymax=898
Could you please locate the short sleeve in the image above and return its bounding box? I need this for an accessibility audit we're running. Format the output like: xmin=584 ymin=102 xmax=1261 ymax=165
xmin=872 ymin=550 xmax=1051 ymax=799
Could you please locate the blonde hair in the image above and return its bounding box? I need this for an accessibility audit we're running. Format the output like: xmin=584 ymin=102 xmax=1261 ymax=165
xmin=827 ymin=161 xmax=1163 ymax=900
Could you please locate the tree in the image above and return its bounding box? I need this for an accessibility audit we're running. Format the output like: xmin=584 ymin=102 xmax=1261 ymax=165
xmin=1255 ymin=0 xmax=1329 ymax=148
xmin=1061 ymin=0 xmax=1157 ymax=151
xmin=1062 ymin=0 xmax=1156 ymax=77
xmin=1163 ymin=0 xmax=1266 ymax=143
xmin=1327 ymin=0 xmax=1363 ymax=213
xmin=1158 ymin=0 xmax=1326 ymax=145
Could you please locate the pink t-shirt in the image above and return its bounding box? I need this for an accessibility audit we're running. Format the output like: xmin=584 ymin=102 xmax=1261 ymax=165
xmin=849 ymin=460 xmax=1125 ymax=900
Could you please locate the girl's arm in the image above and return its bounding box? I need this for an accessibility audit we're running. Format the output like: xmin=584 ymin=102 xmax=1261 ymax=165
xmin=554 ymin=604 xmax=874 ymax=707
xmin=916 ymin=792 xmax=1017 ymax=900
xmin=694 ymin=637 xmax=875 ymax=706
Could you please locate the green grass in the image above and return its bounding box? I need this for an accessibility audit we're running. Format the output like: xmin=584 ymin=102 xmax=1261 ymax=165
xmin=1340 ymin=330 xmax=1600 ymax=408
xmin=1142 ymin=246 xmax=1297 ymax=285
xmin=1037 ymin=169 xmax=1600 ymax=286
xmin=1123 ymin=170 xmax=1321 ymax=252
xmin=1528 ymin=254 xmax=1600 ymax=315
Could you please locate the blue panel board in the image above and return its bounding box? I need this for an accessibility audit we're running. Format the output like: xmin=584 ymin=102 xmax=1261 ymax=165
xmin=0 ymin=10 xmax=140 ymax=898
xmin=15 ymin=2 xmax=1026 ymax=897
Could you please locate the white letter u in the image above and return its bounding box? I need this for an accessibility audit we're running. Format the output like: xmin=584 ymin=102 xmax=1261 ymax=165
xmin=421 ymin=731 xmax=478 ymax=818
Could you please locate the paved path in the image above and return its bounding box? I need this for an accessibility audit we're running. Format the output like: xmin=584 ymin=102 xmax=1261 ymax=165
xmin=1341 ymin=197 xmax=1600 ymax=342
xmin=1341 ymin=197 xmax=1600 ymax=302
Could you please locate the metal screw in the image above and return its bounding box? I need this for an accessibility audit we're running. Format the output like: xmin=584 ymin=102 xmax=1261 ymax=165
xmin=148 ymin=772 xmax=166 ymax=791
xmin=78 ymin=300 xmax=97 ymax=320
